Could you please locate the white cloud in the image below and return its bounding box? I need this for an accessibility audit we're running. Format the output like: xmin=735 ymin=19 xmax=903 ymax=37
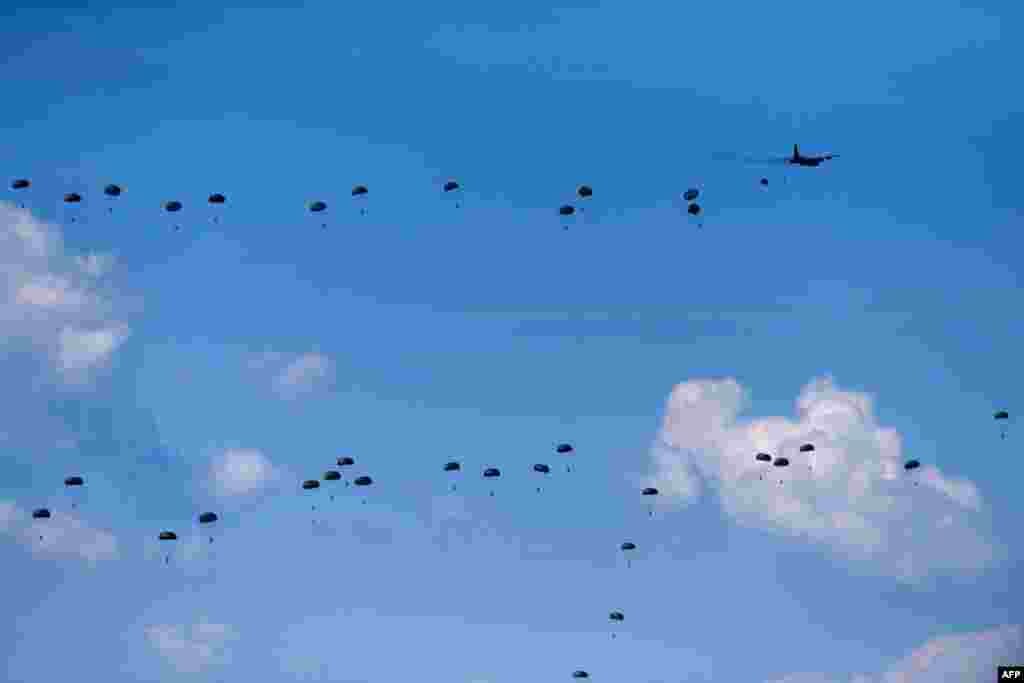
xmin=0 ymin=500 xmax=118 ymax=564
xmin=247 ymin=350 xmax=335 ymax=399
xmin=145 ymin=619 xmax=237 ymax=674
xmin=768 ymin=624 xmax=1023 ymax=683
xmin=0 ymin=202 xmax=130 ymax=381
xmin=208 ymin=447 xmax=281 ymax=498
xmin=648 ymin=376 xmax=997 ymax=581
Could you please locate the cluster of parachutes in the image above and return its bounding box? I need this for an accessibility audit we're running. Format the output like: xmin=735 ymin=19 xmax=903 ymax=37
xmin=8 ymin=176 xmax=724 ymax=234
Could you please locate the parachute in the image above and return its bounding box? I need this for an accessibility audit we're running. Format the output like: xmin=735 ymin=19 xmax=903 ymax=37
xmin=198 ymin=512 xmax=219 ymax=543
xmin=532 ymin=463 xmax=551 ymax=493
xmin=557 ymin=443 xmax=575 ymax=472
xmin=11 ymin=178 xmax=30 ymax=190
xmin=904 ymin=459 xmax=921 ymax=485
xmin=609 ymin=610 xmax=624 ymax=639
xmin=354 ymin=475 xmax=373 ymax=486
xmin=302 ymin=479 xmax=321 ymax=490
xmin=351 ymin=185 xmax=369 ymax=215
xmin=62 ymin=192 xmax=84 ymax=223
xmin=308 ymin=200 xmax=328 ymax=228
xmin=683 ymin=188 xmax=699 ymax=202
xmin=800 ymin=443 xmax=816 ymax=471
xmin=755 ymin=452 xmax=772 ymax=480
xmin=162 ymin=200 xmax=183 ymax=231
xmin=323 ymin=470 xmax=342 ymax=499
xmin=64 ymin=475 xmax=85 ymax=508
xmin=32 ymin=508 xmax=51 ymax=519
xmin=103 ymin=184 xmax=122 ymax=213
xmin=558 ymin=204 xmax=577 ymax=229
xmin=995 ymin=410 xmax=1009 ymax=440
xmin=620 ymin=541 xmax=636 ymax=567
xmin=773 ymin=456 xmax=790 ymax=485
xmin=158 ymin=530 xmax=177 ymax=563
xmin=337 ymin=456 xmax=355 ymax=467
xmin=482 ymin=467 xmax=501 ymax=497
xmin=642 ymin=487 xmax=659 ymax=518
xmin=760 ymin=177 xmax=769 ymax=186
xmin=576 ymin=185 xmax=593 ymax=199
xmin=444 ymin=461 xmax=461 ymax=491
xmin=442 ymin=179 xmax=462 ymax=208
xmin=572 ymin=671 xmax=590 ymax=679
xmin=207 ymin=193 xmax=226 ymax=223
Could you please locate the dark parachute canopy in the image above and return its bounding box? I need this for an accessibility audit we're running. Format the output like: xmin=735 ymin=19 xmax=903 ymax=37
xmin=158 ymin=531 xmax=177 ymax=540
xmin=687 ymin=202 xmax=701 ymax=216
xmin=32 ymin=508 xmax=51 ymax=519
xmin=556 ymin=443 xmax=574 ymax=454
xmin=609 ymin=611 xmax=624 ymax=622
xmin=11 ymin=178 xmax=31 ymax=190
xmin=64 ymin=476 xmax=84 ymax=486
xmin=755 ymin=453 xmax=772 ymax=463
xmin=63 ymin=192 xmax=82 ymax=203
xmin=308 ymin=200 xmax=328 ymax=212
xmin=337 ymin=456 xmax=355 ymax=467
xmin=572 ymin=672 xmax=590 ymax=679
xmin=773 ymin=457 xmax=790 ymax=467
xmin=302 ymin=479 xmax=321 ymax=490
xmin=323 ymin=470 xmax=342 ymax=481
xmin=354 ymin=475 xmax=373 ymax=486
xmin=799 ymin=444 xmax=815 ymax=452
xmin=208 ymin=193 xmax=226 ymax=204
xmin=443 ymin=180 xmax=460 ymax=193
xmin=198 ymin=512 xmax=218 ymax=524
xmin=641 ymin=487 xmax=659 ymax=496
xmin=683 ymin=188 xmax=699 ymax=202
xmin=533 ymin=463 xmax=551 ymax=474
xmin=104 ymin=184 xmax=122 ymax=197
xmin=351 ymin=184 xmax=368 ymax=197
xmin=576 ymin=184 xmax=593 ymax=199
xmin=558 ymin=205 xmax=576 ymax=217
xmin=904 ymin=459 xmax=921 ymax=470
xmin=163 ymin=200 xmax=182 ymax=212
xmin=443 ymin=461 xmax=461 ymax=472
xmin=620 ymin=541 xmax=636 ymax=551
xmin=995 ymin=411 xmax=1009 ymax=420
xmin=483 ymin=468 xmax=501 ymax=478
xmin=760 ymin=177 xmax=769 ymax=186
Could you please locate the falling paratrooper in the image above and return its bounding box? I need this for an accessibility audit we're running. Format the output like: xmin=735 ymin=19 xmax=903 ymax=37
xmin=32 ymin=508 xmax=50 ymax=541
xmin=198 ymin=512 xmax=218 ymax=543
xmin=755 ymin=452 xmax=772 ymax=480
xmin=532 ymin=463 xmax=551 ymax=493
xmin=608 ymin=611 xmax=624 ymax=639
xmin=442 ymin=180 xmax=462 ymax=208
xmin=995 ymin=411 xmax=1009 ymax=440
xmin=158 ymin=530 xmax=177 ymax=564
xmin=642 ymin=486 xmax=659 ymax=517
xmin=556 ymin=443 xmax=575 ymax=473
xmin=63 ymin=475 xmax=85 ymax=509
xmin=162 ymin=200 xmax=183 ymax=231
xmin=444 ymin=461 xmax=462 ymax=491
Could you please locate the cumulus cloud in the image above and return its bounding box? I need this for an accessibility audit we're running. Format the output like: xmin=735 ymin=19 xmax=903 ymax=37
xmin=0 ymin=500 xmax=118 ymax=564
xmin=247 ymin=350 xmax=335 ymax=400
xmin=208 ymin=447 xmax=282 ymax=498
xmin=1 ymin=202 xmax=130 ymax=382
xmin=647 ymin=376 xmax=996 ymax=581
xmin=768 ymin=624 xmax=1023 ymax=683
xmin=145 ymin=619 xmax=237 ymax=674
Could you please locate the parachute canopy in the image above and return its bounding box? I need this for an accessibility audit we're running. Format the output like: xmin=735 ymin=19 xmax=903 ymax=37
xmin=609 ymin=611 xmax=624 ymax=622
xmin=337 ymin=456 xmax=355 ymax=467
xmin=577 ymin=184 xmax=593 ymax=199
xmin=773 ymin=457 xmax=790 ymax=467
xmin=103 ymin=184 xmax=122 ymax=197
xmin=158 ymin=531 xmax=177 ymax=541
xmin=64 ymin=476 xmax=84 ymax=487
xmin=353 ymin=475 xmax=373 ymax=487
xmin=32 ymin=508 xmax=51 ymax=519
xmin=533 ymin=463 xmax=551 ymax=474
xmin=755 ymin=453 xmax=772 ymax=463
xmin=641 ymin=487 xmax=659 ymax=496
xmin=799 ymin=444 xmax=815 ymax=452
xmin=63 ymin=192 xmax=82 ymax=203
xmin=620 ymin=542 xmax=636 ymax=551
xmin=302 ymin=479 xmax=321 ymax=490
xmin=443 ymin=180 xmax=460 ymax=193
xmin=687 ymin=202 xmax=701 ymax=216
xmin=760 ymin=177 xmax=769 ymax=186
xmin=572 ymin=672 xmax=590 ymax=679
xmin=904 ymin=459 xmax=921 ymax=471
xmin=323 ymin=470 xmax=342 ymax=481
xmin=995 ymin=411 xmax=1009 ymax=420
xmin=308 ymin=200 xmax=327 ymax=213
xmin=198 ymin=512 xmax=218 ymax=525
xmin=558 ymin=204 xmax=575 ymax=217
xmin=483 ymin=468 xmax=501 ymax=478
xmin=162 ymin=200 xmax=182 ymax=213
xmin=683 ymin=188 xmax=699 ymax=201
xmin=11 ymin=179 xmax=30 ymax=190
xmin=351 ymin=185 xmax=368 ymax=197
xmin=444 ymin=461 xmax=461 ymax=472
xmin=556 ymin=443 xmax=574 ymax=454
xmin=208 ymin=193 xmax=226 ymax=204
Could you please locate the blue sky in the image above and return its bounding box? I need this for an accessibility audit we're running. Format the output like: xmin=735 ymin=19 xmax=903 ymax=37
xmin=1 ymin=1 xmax=1022 ymax=681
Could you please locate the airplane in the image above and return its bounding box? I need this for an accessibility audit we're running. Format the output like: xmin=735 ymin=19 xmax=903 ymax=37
xmin=786 ymin=144 xmax=838 ymax=167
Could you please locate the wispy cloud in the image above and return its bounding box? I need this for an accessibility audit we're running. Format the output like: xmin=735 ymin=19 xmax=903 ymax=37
xmin=647 ymin=376 xmax=997 ymax=581
xmin=0 ymin=500 xmax=118 ymax=565
xmin=144 ymin=619 xmax=238 ymax=674
xmin=207 ymin=447 xmax=283 ymax=499
xmin=247 ymin=350 xmax=335 ymax=399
